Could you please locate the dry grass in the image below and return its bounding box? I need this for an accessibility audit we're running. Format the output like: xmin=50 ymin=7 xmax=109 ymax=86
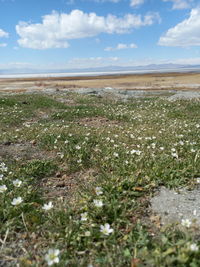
xmin=1 ymin=72 xmax=200 ymax=92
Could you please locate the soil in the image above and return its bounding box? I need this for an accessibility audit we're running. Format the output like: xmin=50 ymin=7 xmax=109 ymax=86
xmin=41 ymin=168 xmax=98 ymax=201
xmin=0 ymin=142 xmax=55 ymax=162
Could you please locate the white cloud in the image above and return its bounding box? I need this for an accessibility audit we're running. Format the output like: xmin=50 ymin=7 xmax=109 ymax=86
xmin=130 ymin=0 xmax=145 ymax=7
xmin=105 ymin=42 xmax=137 ymax=51
xmin=16 ymin=9 xmax=160 ymax=49
xmin=0 ymin=29 xmax=9 ymax=38
xmin=162 ymin=0 xmax=193 ymax=10
xmin=158 ymin=8 xmax=200 ymax=47
xmin=0 ymin=43 xmax=7 ymax=47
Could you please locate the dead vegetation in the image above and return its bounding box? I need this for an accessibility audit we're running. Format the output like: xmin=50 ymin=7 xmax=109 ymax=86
xmin=1 ymin=72 xmax=200 ymax=93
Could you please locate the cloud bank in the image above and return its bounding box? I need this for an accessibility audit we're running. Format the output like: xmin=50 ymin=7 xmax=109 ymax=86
xmin=16 ymin=9 xmax=160 ymax=49
xmin=159 ymin=8 xmax=200 ymax=47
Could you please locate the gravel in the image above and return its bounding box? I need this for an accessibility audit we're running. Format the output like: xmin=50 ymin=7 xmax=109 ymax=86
xmin=150 ymin=186 xmax=200 ymax=226
xmin=167 ymin=91 xmax=200 ymax=101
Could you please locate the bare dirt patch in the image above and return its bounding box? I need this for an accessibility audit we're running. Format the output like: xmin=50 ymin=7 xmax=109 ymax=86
xmin=0 ymin=142 xmax=55 ymax=161
xmin=41 ymin=168 xmax=98 ymax=201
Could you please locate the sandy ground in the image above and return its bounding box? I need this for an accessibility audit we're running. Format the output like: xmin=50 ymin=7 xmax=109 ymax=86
xmin=1 ymin=72 xmax=200 ymax=93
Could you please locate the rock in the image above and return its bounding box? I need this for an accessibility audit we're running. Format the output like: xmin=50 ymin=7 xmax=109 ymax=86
xmin=150 ymin=186 xmax=200 ymax=226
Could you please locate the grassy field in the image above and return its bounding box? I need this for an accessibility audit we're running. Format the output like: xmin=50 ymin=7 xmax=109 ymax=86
xmin=0 ymin=92 xmax=200 ymax=266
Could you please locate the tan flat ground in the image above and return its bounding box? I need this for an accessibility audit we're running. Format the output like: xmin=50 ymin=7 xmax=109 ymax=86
xmin=1 ymin=72 xmax=200 ymax=92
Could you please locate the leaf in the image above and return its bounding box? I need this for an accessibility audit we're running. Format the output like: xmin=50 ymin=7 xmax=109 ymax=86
xmin=133 ymin=187 xmax=145 ymax=192
xmin=162 ymin=247 xmax=176 ymax=257
xmin=123 ymin=248 xmax=131 ymax=257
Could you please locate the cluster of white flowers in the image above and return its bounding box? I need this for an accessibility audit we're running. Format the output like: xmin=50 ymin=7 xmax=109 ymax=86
xmin=0 ymin=162 xmax=8 ymax=172
xmin=181 ymin=219 xmax=192 ymax=228
xmin=0 ymin=163 xmax=23 ymax=206
xmin=79 ymin=185 xmax=114 ymax=243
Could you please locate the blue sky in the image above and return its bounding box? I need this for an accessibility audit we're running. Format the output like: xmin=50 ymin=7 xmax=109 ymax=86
xmin=0 ymin=0 xmax=200 ymax=70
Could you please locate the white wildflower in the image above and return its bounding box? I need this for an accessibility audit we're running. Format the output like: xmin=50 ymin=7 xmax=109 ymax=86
xmin=190 ymin=243 xmax=199 ymax=252
xmin=0 ymin=174 xmax=3 ymax=180
xmin=0 ymin=185 xmax=7 ymax=193
xmin=0 ymin=163 xmax=7 ymax=172
xmin=81 ymin=212 xmax=88 ymax=221
xmin=171 ymin=152 xmax=178 ymax=159
xmin=100 ymin=223 xmax=114 ymax=235
xmin=151 ymin=143 xmax=156 ymax=149
xmin=13 ymin=179 xmax=22 ymax=187
xmin=113 ymin=152 xmax=119 ymax=158
xmin=42 ymin=201 xmax=53 ymax=211
xmin=11 ymin=197 xmax=23 ymax=206
xmin=45 ymin=249 xmax=60 ymax=266
xmin=181 ymin=219 xmax=192 ymax=228
xmin=93 ymin=199 xmax=103 ymax=208
xmin=95 ymin=187 xmax=103 ymax=196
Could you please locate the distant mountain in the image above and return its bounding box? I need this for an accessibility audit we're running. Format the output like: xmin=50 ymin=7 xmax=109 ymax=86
xmin=0 ymin=63 xmax=200 ymax=75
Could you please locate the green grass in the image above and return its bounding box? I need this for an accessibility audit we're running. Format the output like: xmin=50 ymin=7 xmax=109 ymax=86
xmin=0 ymin=92 xmax=200 ymax=266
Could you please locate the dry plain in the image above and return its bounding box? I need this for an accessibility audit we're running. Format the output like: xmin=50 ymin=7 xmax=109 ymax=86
xmin=1 ymin=72 xmax=200 ymax=92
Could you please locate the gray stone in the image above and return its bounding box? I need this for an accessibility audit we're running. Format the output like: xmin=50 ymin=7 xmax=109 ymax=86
xmin=151 ymin=186 xmax=200 ymax=226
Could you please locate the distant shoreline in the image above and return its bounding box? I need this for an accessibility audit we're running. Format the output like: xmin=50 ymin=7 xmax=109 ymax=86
xmin=1 ymin=70 xmax=200 ymax=93
xmin=1 ymin=67 xmax=200 ymax=79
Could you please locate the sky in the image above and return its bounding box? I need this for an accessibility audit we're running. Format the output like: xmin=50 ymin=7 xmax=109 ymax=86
xmin=1 ymin=0 xmax=200 ymax=71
